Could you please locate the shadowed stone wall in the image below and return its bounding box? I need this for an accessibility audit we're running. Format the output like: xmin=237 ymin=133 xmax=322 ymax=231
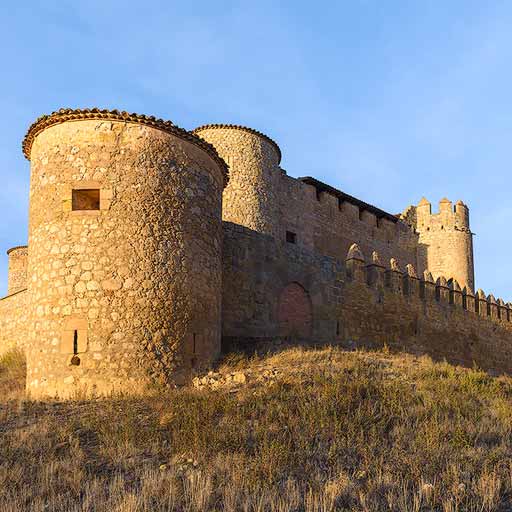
xmin=277 ymin=283 xmax=313 ymax=338
xmin=222 ymin=223 xmax=512 ymax=376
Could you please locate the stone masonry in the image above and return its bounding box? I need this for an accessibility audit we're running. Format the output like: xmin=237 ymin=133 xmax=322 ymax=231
xmin=7 ymin=246 xmax=28 ymax=295
xmin=5 ymin=109 xmax=227 ymax=398
xmin=0 ymin=108 xmax=510 ymax=399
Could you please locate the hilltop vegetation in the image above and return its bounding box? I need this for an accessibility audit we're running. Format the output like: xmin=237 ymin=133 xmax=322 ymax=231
xmin=1 ymin=345 xmax=512 ymax=511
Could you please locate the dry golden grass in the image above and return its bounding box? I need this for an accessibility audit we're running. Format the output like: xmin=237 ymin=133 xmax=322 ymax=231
xmin=0 ymin=347 xmax=25 ymax=400
xmin=1 ymin=346 xmax=512 ymax=511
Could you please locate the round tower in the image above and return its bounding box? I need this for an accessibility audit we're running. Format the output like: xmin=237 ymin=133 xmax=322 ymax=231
xmin=23 ymin=108 xmax=228 ymax=398
xmin=193 ymin=124 xmax=281 ymax=237
xmin=6 ymin=245 xmax=28 ymax=295
xmin=415 ymin=197 xmax=475 ymax=290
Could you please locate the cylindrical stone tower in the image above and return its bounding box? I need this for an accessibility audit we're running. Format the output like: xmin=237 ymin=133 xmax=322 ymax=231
xmin=23 ymin=108 xmax=228 ymax=398
xmin=193 ymin=124 xmax=281 ymax=238
xmin=6 ymin=245 xmax=28 ymax=295
xmin=415 ymin=198 xmax=475 ymax=291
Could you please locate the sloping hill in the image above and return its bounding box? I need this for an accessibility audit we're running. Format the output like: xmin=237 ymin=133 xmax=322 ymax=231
xmin=1 ymin=345 xmax=511 ymax=511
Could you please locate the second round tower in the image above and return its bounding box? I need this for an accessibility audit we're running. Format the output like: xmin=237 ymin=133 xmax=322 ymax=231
xmin=193 ymin=124 xmax=281 ymax=238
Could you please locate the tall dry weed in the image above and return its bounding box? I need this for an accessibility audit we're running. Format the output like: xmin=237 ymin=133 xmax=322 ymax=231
xmin=1 ymin=346 xmax=512 ymax=510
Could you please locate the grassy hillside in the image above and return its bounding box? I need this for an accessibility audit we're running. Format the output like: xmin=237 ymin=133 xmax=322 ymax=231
xmin=1 ymin=345 xmax=512 ymax=511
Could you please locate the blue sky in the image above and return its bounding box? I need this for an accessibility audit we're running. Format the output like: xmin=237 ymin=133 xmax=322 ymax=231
xmin=1 ymin=1 xmax=511 ymax=300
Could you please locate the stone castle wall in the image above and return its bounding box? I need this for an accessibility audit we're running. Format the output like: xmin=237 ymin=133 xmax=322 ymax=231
xmin=193 ymin=125 xmax=421 ymax=277
xmin=21 ymin=111 xmax=226 ymax=398
xmin=278 ymin=175 xmax=419 ymax=272
xmin=222 ymin=221 xmax=344 ymax=344
xmin=339 ymin=264 xmax=511 ymax=374
xmin=222 ymin=223 xmax=512 ymax=375
xmin=0 ymin=289 xmax=28 ymax=357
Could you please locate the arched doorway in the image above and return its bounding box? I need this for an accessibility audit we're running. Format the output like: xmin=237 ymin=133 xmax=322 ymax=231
xmin=277 ymin=283 xmax=313 ymax=339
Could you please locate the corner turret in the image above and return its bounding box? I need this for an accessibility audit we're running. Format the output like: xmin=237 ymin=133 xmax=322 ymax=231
xmin=413 ymin=197 xmax=474 ymax=290
xmin=22 ymin=108 xmax=227 ymax=398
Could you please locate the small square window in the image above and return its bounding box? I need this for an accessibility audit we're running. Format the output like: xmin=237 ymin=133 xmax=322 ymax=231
xmin=72 ymin=189 xmax=100 ymax=211
xmin=286 ymin=231 xmax=297 ymax=244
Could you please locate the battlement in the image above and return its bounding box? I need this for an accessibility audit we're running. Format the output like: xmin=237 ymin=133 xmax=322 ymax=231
xmin=344 ymin=243 xmax=510 ymax=323
xmin=299 ymin=179 xmax=407 ymax=236
xmin=405 ymin=197 xmax=471 ymax=231
xmin=398 ymin=197 xmax=475 ymax=290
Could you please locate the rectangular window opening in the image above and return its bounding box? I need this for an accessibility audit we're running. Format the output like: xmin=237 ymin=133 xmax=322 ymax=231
xmin=286 ymin=231 xmax=297 ymax=244
xmin=72 ymin=189 xmax=100 ymax=211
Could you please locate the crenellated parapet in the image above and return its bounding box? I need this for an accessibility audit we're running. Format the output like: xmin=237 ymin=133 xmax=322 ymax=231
xmin=344 ymin=243 xmax=511 ymax=326
xmin=449 ymin=279 xmax=464 ymax=308
xmin=412 ymin=197 xmax=471 ymax=232
xmin=366 ymin=251 xmax=386 ymax=288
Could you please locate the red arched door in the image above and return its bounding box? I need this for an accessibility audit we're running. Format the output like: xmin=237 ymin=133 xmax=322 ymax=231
xmin=278 ymin=283 xmax=313 ymax=339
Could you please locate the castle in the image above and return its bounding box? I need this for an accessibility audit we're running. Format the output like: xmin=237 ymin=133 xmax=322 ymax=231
xmin=1 ymin=108 xmax=511 ymax=398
